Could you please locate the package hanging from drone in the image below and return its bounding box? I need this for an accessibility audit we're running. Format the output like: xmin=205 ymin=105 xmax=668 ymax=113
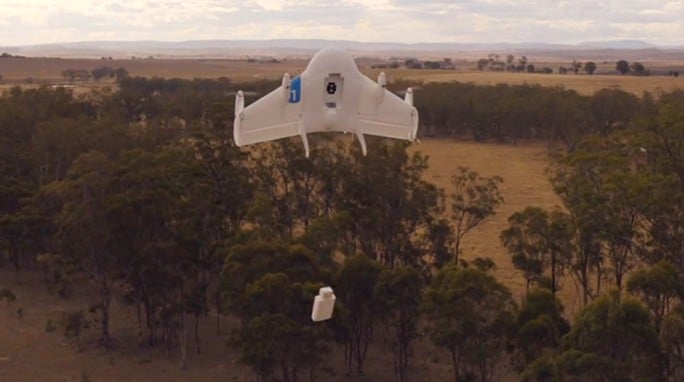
xmin=311 ymin=286 xmax=336 ymax=322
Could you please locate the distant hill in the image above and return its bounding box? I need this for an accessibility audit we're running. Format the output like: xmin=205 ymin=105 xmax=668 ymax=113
xmin=2 ymin=39 xmax=683 ymax=60
xmin=576 ymin=39 xmax=658 ymax=49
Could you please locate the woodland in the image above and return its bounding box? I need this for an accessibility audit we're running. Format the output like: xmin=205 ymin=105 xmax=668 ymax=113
xmin=1 ymin=74 xmax=683 ymax=382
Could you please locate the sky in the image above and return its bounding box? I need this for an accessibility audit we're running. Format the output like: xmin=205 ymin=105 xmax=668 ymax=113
xmin=0 ymin=0 xmax=683 ymax=46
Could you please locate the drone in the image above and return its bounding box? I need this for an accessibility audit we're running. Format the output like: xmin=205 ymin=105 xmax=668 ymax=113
xmin=233 ymin=48 xmax=420 ymax=321
xmin=233 ymin=48 xmax=419 ymax=157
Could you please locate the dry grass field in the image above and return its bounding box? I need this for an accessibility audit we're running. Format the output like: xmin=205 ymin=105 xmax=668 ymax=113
xmin=0 ymin=140 xmax=554 ymax=382
xmin=2 ymin=56 xmax=684 ymax=96
xmin=409 ymin=140 xmax=585 ymax=313
xmin=393 ymin=70 xmax=684 ymax=96
xmin=0 ymin=57 xmax=310 ymax=83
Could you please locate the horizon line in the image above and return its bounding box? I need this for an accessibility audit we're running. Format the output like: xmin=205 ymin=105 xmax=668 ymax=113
xmin=2 ymin=38 xmax=683 ymax=49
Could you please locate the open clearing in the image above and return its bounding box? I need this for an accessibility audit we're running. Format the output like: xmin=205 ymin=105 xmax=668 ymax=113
xmin=1 ymin=139 xmax=553 ymax=382
xmin=409 ymin=140 xmax=577 ymax=308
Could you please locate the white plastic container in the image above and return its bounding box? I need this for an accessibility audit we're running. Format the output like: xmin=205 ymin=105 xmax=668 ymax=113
xmin=311 ymin=286 xmax=336 ymax=322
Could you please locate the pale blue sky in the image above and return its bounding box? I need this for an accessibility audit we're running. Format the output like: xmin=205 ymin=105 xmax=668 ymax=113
xmin=0 ymin=0 xmax=682 ymax=46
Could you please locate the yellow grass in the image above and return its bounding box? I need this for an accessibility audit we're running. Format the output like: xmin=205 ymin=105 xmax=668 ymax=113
xmin=390 ymin=70 xmax=684 ymax=96
xmin=2 ymin=57 xmax=683 ymax=96
xmin=408 ymin=140 xmax=585 ymax=309
xmin=0 ymin=57 xmax=310 ymax=82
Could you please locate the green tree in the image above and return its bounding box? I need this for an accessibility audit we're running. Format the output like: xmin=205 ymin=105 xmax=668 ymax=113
xmin=627 ymin=261 xmax=683 ymax=333
xmin=0 ymin=87 xmax=86 ymax=270
xmin=234 ymin=275 xmax=329 ymax=382
xmin=449 ymin=167 xmax=503 ymax=264
xmin=375 ymin=266 xmax=423 ymax=382
xmin=583 ymin=61 xmax=597 ymax=75
xmin=222 ymin=241 xmax=331 ymax=381
xmin=630 ymin=62 xmax=647 ymax=75
xmin=48 ymin=150 xmax=117 ymax=347
xmin=252 ymin=138 xmax=338 ymax=236
xmin=425 ymin=218 xmax=454 ymax=268
xmin=550 ymin=136 xmax=644 ymax=302
xmin=506 ymin=54 xmax=516 ymax=71
xmin=520 ymin=354 xmax=557 ymax=382
xmin=660 ymin=306 xmax=684 ymax=381
xmin=589 ymin=88 xmax=640 ymax=137
xmin=559 ymin=291 xmax=661 ymax=381
xmin=222 ymin=241 xmax=320 ymax=319
xmin=178 ymin=133 xmax=253 ymax=333
xmin=501 ymin=207 xmax=574 ymax=294
xmin=114 ymin=67 xmax=129 ymax=82
xmin=616 ymin=60 xmax=630 ymax=75
xmin=571 ymin=60 xmax=582 ymax=74
xmin=423 ymin=265 xmax=516 ymax=382
xmin=91 ymin=66 xmax=115 ymax=81
xmin=334 ymin=254 xmax=383 ymax=375
xmin=106 ymin=145 xmax=195 ymax=348
xmin=337 ymin=140 xmax=442 ymax=268
xmin=555 ymin=137 xmax=645 ymax=292
xmin=424 ymin=61 xmax=442 ymax=70
xmin=634 ymin=102 xmax=684 ymax=268
xmin=516 ymin=288 xmax=569 ymax=371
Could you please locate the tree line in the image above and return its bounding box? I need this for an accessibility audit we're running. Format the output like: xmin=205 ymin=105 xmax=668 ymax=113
xmin=401 ymin=80 xmax=653 ymax=147
xmin=475 ymin=54 xmax=654 ymax=77
xmin=0 ymin=77 xmax=683 ymax=381
xmin=475 ymin=54 xmax=600 ymax=75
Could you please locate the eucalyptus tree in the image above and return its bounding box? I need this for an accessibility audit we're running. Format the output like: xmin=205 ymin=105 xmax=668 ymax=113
xmin=627 ymin=261 xmax=683 ymax=333
xmin=374 ymin=266 xmax=424 ymax=382
xmin=449 ymin=166 xmax=503 ymax=265
xmin=180 ymin=132 xmax=253 ymax=334
xmin=558 ymin=291 xmax=661 ymax=381
xmin=251 ymin=137 xmax=343 ymax=237
xmin=501 ymin=207 xmax=574 ymax=295
xmin=633 ymin=99 xmax=684 ymax=269
xmin=334 ymin=253 xmax=383 ymax=375
xmin=515 ymin=288 xmax=569 ymax=372
xmin=550 ymin=136 xmax=647 ymax=301
xmin=423 ymin=264 xmax=516 ymax=382
xmin=107 ymin=146 xmax=186 ymax=346
xmin=336 ymin=139 xmax=442 ymax=268
xmin=47 ymin=150 xmax=117 ymax=346
xmin=222 ymin=241 xmax=331 ymax=382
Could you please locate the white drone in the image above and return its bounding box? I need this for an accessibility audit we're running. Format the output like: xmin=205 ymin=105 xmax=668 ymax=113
xmin=233 ymin=48 xmax=419 ymax=157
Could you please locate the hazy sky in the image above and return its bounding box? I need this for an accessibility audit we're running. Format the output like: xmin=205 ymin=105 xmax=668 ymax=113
xmin=0 ymin=0 xmax=683 ymax=46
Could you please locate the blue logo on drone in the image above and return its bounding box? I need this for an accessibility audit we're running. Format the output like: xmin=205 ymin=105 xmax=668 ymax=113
xmin=289 ymin=76 xmax=301 ymax=103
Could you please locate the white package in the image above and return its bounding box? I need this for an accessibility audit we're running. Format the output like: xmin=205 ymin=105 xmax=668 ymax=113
xmin=311 ymin=286 xmax=336 ymax=322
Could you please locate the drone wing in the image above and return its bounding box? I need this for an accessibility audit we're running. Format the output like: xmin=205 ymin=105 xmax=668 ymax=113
xmin=357 ymin=76 xmax=418 ymax=142
xmin=233 ymin=76 xmax=303 ymax=148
